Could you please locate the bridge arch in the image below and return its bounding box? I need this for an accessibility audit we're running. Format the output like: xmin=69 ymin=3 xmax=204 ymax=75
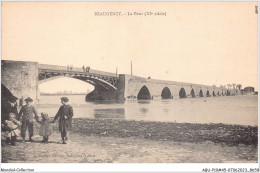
xmin=38 ymin=75 xmax=120 ymax=101
xmin=38 ymin=76 xmax=66 ymax=85
xmin=212 ymin=91 xmax=216 ymax=97
xmin=190 ymin=88 xmax=196 ymax=98
xmin=39 ymin=77 xmax=95 ymax=92
xmin=1 ymin=84 xmax=14 ymax=101
xmin=206 ymin=90 xmax=211 ymax=97
xmin=137 ymin=85 xmax=152 ymax=100
xmin=39 ymin=75 xmax=117 ymax=91
xmin=161 ymin=87 xmax=172 ymax=99
xmin=179 ymin=88 xmax=187 ymax=98
xmin=199 ymin=89 xmax=204 ymax=97
xmin=1 ymin=84 xmax=16 ymax=122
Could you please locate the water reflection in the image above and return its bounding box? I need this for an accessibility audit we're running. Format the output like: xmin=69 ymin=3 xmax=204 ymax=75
xmin=94 ymin=108 xmax=125 ymax=119
xmin=161 ymin=100 xmax=171 ymax=104
xmin=139 ymin=108 xmax=149 ymax=115
xmin=38 ymin=95 xmax=258 ymax=126
xmin=163 ymin=108 xmax=169 ymax=114
xmin=90 ymin=100 xmax=125 ymax=105
xmin=137 ymin=100 xmax=151 ymax=104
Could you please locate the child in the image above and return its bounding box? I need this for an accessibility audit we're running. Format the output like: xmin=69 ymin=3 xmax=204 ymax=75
xmin=18 ymin=97 xmax=39 ymax=142
xmin=38 ymin=112 xmax=53 ymax=143
xmin=4 ymin=113 xmax=21 ymax=146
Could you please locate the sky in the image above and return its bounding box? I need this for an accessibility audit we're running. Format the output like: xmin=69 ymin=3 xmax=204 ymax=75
xmin=1 ymin=2 xmax=258 ymax=93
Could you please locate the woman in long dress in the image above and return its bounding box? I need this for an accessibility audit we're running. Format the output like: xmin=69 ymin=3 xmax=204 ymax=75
xmin=52 ymin=97 xmax=73 ymax=144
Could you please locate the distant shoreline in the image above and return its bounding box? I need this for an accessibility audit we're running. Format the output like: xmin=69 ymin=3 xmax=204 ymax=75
xmin=40 ymin=93 xmax=88 ymax=96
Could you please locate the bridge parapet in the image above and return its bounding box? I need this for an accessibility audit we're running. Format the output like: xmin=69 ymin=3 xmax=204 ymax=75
xmin=120 ymin=74 xmax=237 ymax=100
xmin=38 ymin=64 xmax=118 ymax=78
xmin=38 ymin=63 xmax=119 ymax=91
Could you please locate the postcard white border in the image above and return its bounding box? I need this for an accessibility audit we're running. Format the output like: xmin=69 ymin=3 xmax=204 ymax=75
xmin=0 ymin=0 xmax=259 ymax=172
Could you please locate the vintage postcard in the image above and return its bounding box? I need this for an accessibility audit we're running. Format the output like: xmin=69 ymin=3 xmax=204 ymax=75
xmin=1 ymin=1 xmax=259 ymax=172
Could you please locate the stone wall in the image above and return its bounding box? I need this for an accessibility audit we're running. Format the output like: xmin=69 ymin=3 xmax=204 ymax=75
xmin=1 ymin=60 xmax=39 ymax=103
xmin=122 ymin=74 xmax=235 ymax=100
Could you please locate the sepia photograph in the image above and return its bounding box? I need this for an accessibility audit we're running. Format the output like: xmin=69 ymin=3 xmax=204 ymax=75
xmin=1 ymin=1 xmax=259 ymax=172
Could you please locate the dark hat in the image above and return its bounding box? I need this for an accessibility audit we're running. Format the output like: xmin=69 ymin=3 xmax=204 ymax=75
xmin=60 ymin=97 xmax=69 ymax=102
xmin=41 ymin=112 xmax=49 ymax=119
xmin=10 ymin=96 xmax=18 ymax=102
xmin=24 ymin=97 xmax=33 ymax=102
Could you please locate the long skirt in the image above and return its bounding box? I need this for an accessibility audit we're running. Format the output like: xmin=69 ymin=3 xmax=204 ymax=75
xmin=39 ymin=122 xmax=53 ymax=136
xmin=58 ymin=118 xmax=72 ymax=133
xmin=5 ymin=129 xmax=20 ymax=137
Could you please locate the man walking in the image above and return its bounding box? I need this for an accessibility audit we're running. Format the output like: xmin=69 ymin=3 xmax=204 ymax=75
xmin=18 ymin=97 xmax=39 ymax=142
xmin=53 ymin=97 xmax=74 ymax=144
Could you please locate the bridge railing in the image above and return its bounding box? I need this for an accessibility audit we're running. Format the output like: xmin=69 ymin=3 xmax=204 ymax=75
xmin=38 ymin=64 xmax=67 ymax=71
xmin=38 ymin=64 xmax=118 ymax=78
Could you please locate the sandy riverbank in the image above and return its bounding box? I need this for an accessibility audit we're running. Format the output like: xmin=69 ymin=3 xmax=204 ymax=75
xmin=1 ymin=118 xmax=258 ymax=163
xmin=71 ymin=118 xmax=257 ymax=146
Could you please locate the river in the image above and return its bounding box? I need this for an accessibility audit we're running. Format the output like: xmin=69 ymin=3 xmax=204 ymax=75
xmin=34 ymin=94 xmax=258 ymax=126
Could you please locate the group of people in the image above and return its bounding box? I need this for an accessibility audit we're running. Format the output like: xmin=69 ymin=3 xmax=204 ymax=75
xmin=1 ymin=96 xmax=74 ymax=146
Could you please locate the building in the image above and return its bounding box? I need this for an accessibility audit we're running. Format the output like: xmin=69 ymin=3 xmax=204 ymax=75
xmin=241 ymin=86 xmax=255 ymax=94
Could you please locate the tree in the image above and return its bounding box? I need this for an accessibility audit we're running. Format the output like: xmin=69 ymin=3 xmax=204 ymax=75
xmin=227 ymin=84 xmax=232 ymax=89
xmin=236 ymin=84 xmax=242 ymax=90
xmin=232 ymin=83 xmax=236 ymax=89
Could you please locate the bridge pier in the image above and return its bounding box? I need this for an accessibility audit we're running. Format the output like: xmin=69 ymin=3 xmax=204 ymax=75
xmin=1 ymin=60 xmax=39 ymax=104
xmin=85 ymin=74 xmax=126 ymax=101
xmin=85 ymin=85 xmax=117 ymax=101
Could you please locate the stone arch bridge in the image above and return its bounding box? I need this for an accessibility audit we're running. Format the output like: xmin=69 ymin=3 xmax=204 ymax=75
xmin=121 ymin=75 xmax=234 ymax=100
xmin=1 ymin=60 xmax=237 ymax=103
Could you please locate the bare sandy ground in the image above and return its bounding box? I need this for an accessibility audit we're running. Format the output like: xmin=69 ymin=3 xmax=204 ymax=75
xmin=1 ymin=118 xmax=258 ymax=163
xmin=1 ymin=132 xmax=257 ymax=163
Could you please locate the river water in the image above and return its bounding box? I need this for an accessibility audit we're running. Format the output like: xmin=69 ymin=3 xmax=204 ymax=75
xmin=35 ymin=94 xmax=258 ymax=126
